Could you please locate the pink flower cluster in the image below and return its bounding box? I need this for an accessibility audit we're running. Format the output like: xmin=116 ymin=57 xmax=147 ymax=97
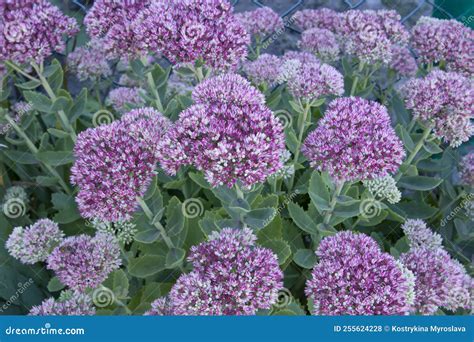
xmin=6 ymin=219 xmax=64 ymax=264
xmin=305 ymin=231 xmax=415 ymax=315
xmin=243 ymin=53 xmax=282 ymax=86
xmin=235 ymin=6 xmax=284 ymax=37
xmin=292 ymin=8 xmax=340 ymax=32
xmin=158 ymin=74 xmax=285 ymax=187
xmin=29 ymin=291 xmax=95 ymax=316
xmin=302 ymin=97 xmax=405 ymax=181
xmin=411 ymin=17 xmax=473 ymax=76
xmin=390 ymin=45 xmax=418 ymax=77
xmin=146 ymin=228 xmax=283 ymax=315
xmin=46 ymin=233 xmax=121 ymax=291
xmin=338 ymin=10 xmax=409 ymax=64
xmin=84 ymin=0 xmax=151 ymax=59
xmin=71 ymin=108 xmax=170 ymax=222
xmin=459 ymin=152 xmax=474 ymax=187
xmin=106 ymin=87 xmax=145 ymax=114
xmin=68 ymin=39 xmax=112 ymax=82
xmin=132 ymin=0 xmax=249 ymax=69
xmin=402 ymin=70 xmax=474 ymax=147
xmin=298 ymin=28 xmax=340 ymax=63
xmin=0 ymin=0 xmax=78 ymax=65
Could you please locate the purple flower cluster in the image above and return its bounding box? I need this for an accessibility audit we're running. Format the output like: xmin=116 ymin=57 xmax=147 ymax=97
xmin=400 ymin=247 xmax=472 ymax=315
xmin=459 ymin=152 xmax=474 ymax=187
xmin=46 ymin=233 xmax=121 ymax=291
xmin=401 ymin=219 xmax=442 ymax=250
xmin=292 ymin=8 xmax=340 ymax=32
xmin=71 ymin=108 xmax=170 ymax=222
xmin=158 ymin=74 xmax=285 ymax=187
xmin=338 ymin=10 xmax=409 ymax=64
xmin=6 ymin=219 xmax=64 ymax=264
xmin=302 ymin=97 xmax=405 ymax=181
xmin=411 ymin=17 xmax=473 ymax=76
xmin=390 ymin=45 xmax=418 ymax=77
xmin=305 ymin=231 xmax=415 ymax=315
xmin=67 ymin=39 xmax=112 ymax=82
xmin=146 ymin=228 xmax=283 ymax=315
xmin=285 ymin=58 xmax=344 ymax=101
xmin=243 ymin=54 xmax=282 ymax=86
xmin=29 ymin=291 xmax=95 ymax=316
xmin=298 ymin=28 xmax=340 ymax=63
xmin=106 ymin=87 xmax=145 ymax=114
xmin=235 ymin=6 xmax=284 ymax=37
xmin=133 ymin=0 xmax=249 ymax=69
xmin=84 ymin=0 xmax=151 ymax=59
xmin=0 ymin=0 xmax=78 ymax=65
xmin=402 ymin=70 xmax=474 ymax=147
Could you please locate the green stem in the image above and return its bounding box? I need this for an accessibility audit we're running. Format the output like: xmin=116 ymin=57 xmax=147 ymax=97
xmin=394 ymin=125 xmax=432 ymax=181
xmin=287 ymin=101 xmax=311 ymax=190
xmin=5 ymin=115 xmax=72 ymax=194
xmin=194 ymin=66 xmax=204 ymax=83
xmin=31 ymin=63 xmax=77 ymax=142
xmin=323 ymin=182 xmax=344 ymax=225
xmin=350 ymin=60 xmax=365 ymax=96
xmin=141 ymin=57 xmax=163 ymax=111
xmin=407 ymin=118 xmax=416 ymax=133
xmin=136 ymin=197 xmax=184 ymax=272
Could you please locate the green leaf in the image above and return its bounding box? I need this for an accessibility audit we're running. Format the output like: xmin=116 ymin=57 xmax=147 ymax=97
xmin=166 ymin=197 xmax=184 ymax=236
xmin=47 ymin=128 xmax=70 ymax=139
xmin=423 ymin=141 xmax=443 ymax=154
xmin=15 ymin=79 xmax=41 ymax=90
xmin=293 ymin=249 xmax=316 ymax=269
xmin=165 ymin=248 xmax=186 ymax=269
xmin=261 ymin=239 xmax=291 ymax=265
xmin=333 ymin=200 xmax=362 ymax=218
xmin=36 ymin=151 xmax=74 ymax=166
xmin=308 ymin=171 xmax=330 ymax=212
xmin=287 ymin=202 xmax=318 ymax=235
xmin=395 ymin=202 xmax=438 ymax=219
xmin=3 ymin=150 xmax=38 ymax=164
xmin=103 ymin=269 xmax=129 ymax=299
xmin=69 ymin=88 xmax=87 ymax=121
xmin=23 ymin=91 xmax=53 ymax=112
xmin=243 ymin=207 xmax=275 ymax=229
xmin=189 ymin=172 xmax=211 ymax=189
xmin=128 ymin=256 xmax=166 ymax=278
xmin=35 ymin=176 xmax=58 ymax=186
xmin=398 ymin=176 xmax=443 ymax=191
xmin=47 ymin=277 xmax=65 ymax=292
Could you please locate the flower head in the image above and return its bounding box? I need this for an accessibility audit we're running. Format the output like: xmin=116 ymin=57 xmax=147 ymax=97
xmin=158 ymin=74 xmax=284 ymax=187
xmin=401 ymin=247 xmax=472 ymax=314
xmin=306 ymin=231 xmax=415 ymax=315
xmin=285 ymin=60 xmax=344 ymax=101
xmin=29 ymin=291 xmax=95 ymax=316
xmin=298 ymin=28 xmax=340 ymax=63
xmin=91 ymin=219 xmax=137 ymax=245
xmin=459 ymin=152 xmax=474 ymax=187
xmin=68 ymin=39 xmax=112 ymax=82
xmin=339 ymin=10 xmax=409 ymax=64
xmin=84 ymin=0 xmax=151 ymax=59
xmin=6 ymin=219 xmax=64 ymax=264
xmin=243 ymin=54 xmax=282 ymax=86
xmin=133 ymin=0 xmax=249 ymax=69
xmin=106 ymin=87 xmax=145 ymax=114
xmin=363 ymin=175 xmax=401 ymax=204
xmin=402 ymin=70 xmax=473 ymax=147
xmin=390 ymin=45 xmax=418 ymax=77
xmin=0 ymin=0 xmax=78 ymax=64
xmin=148 ymin=228 xmax=283 ymax=315
xmin=411 ymin=17 xmax=473 ymax=76
xmin=401 ymin=219 xmax=442 ymax=250
xmin=46 ymin=233 xmax=121 ymax=291
xmin=292 ymin=8 xmax=340 ymax=32
xmin=71 ymin=108 xmax=170 ymax=222
xmin=235 ymin=7 xmax=284 ymax=37
xmin=302 ymin=97 xmax=405 ymax=181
